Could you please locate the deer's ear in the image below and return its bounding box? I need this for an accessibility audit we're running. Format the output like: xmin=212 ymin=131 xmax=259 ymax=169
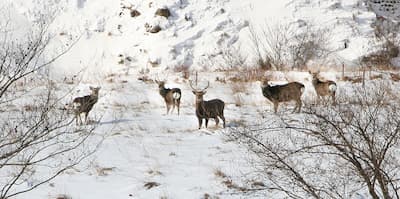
xmin=192 ymin=91 xmax=196 ymax=94
xmin=97 ymin=86 xmax=101 ymax=90
xmin=89 ymin=86 xmax=94 ymax=90
xmin=203 ymin=91 xmax=207 ymax=94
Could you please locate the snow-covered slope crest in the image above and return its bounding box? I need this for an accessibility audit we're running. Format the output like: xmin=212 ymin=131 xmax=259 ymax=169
xmin=5 ymin=0 xmax=389 ymax=80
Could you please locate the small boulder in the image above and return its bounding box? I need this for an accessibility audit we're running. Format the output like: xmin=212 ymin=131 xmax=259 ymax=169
xmin=145 ymin=23 xmax=162 ymax=33
xmin=130 ymin=9 xmax=141 ymax=17
xmin=155 ymin=8 xmax=171 ymax=18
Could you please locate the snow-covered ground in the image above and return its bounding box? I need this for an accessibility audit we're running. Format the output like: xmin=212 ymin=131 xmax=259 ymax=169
xmin=2 ymin=0 xmax=400 ymax=198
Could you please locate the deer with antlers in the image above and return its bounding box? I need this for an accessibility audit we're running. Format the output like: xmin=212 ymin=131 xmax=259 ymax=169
xmin=155 ymin=80 xmax=182 ymax=115
xmin=190 ymin=81 xmax=225 ymax=129
xmin=261 ymin=79 xmax=304 ymax=113
xmin=309 ymin=71 xmax=337 ymax=105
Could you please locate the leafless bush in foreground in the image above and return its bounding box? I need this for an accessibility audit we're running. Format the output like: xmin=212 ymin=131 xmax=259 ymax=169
xmin=0 ymin=9 xmax=99 ymax=199
xmin=228 ymin=83 xmax=400 ymax=199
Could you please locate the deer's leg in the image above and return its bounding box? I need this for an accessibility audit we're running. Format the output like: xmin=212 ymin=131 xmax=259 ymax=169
xmin=332 ymin=92 xmax=336 ymax=106
xmin=171 ymin=103 xmax=175 ymax=114
xmin=166 ymin=104 xmax=171 ymax=114
xmin=75 ymin=113 xmax=79 ymax=125
xmin=205 ymin=118 xmax=209 ymax=128
xmin=177 ymin=101 xmax=180 ymax=115
xmin=296 ymin=100 xmax=302 ymax=113
xmin=219 ymin=109 xmax=225 ymax=128
xmin=214 ymin=117 xmax=219 ymax=127
xmin=198 ymin=117 xmax=202 ymax=129
xmin=78 ymin=113 xmax=83 ymax=125
xmin=220 ymin=115 xmax=226 ymax=128
xmin=273 ymin=102 xmax=279 ymax=113
xmin=292 ymin=102 xmax=298 ymax=113
xmin=84 ymin=112 xmax=89 ymax=124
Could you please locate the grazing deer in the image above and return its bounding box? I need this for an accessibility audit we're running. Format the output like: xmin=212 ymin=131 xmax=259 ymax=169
xmin=261 ymin=79 xmax=304 ymax=113
xmin=72 ymin=86 xmax=101 ymax=125
xmin=155 ymin=80 xmax=181 ymax=115
xmin=310 ymin=71 xmax=337 ymax=105
xmin=190 ymin=81 xmax=225 ymax=129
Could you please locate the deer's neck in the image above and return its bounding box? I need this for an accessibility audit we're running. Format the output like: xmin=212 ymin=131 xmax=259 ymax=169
xmin=195 ymin=98 xmax=204 ymax=109
xmin=262 ymin=86 xmax=273 ymax=98
xmin=312 ymin=78 xmax=321 ymax=85
xmin=159 ymin=88 xmax=170 ymax=97
xmin=90 ymin=94 xmax=98 ymax=102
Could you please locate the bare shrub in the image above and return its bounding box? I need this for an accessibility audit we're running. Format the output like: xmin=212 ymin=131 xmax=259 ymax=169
xmin=289 ymin=25 xmax=332 ymax=69
xmin=228 ymin=83 xmax=400 ymax=199
xmin=249 ymin=22 xmax=290 ymax=70
xmin=362 ymin=16 xmax=399 ymax=68
xmin=219 ymin=44 xmax=248 ymax=70
xmin=0 ymin=7 xmax=99 ymax=199
xmin=249 ymin=21 xmax=332 ymax=70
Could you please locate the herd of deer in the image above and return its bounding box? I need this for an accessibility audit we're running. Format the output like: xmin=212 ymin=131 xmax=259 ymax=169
xmin=70 ymin=71 xmax=336 ymax=129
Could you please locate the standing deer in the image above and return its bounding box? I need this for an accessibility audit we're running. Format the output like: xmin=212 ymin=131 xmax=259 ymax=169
xmin=155 ymin=80 xmax=181 ymax=115
xmin=72 ymin=86 xmax=101 ymax=125
xmin=310 ymin=71 xmax=337 ymax=105
xmin=261 ymin=79 xmax=304 ymax=113
xmin=190 ymin=81 xmax=225 ymax=129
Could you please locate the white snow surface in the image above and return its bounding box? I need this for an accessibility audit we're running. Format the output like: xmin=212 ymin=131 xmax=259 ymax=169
xmin=1 ymin=0 xmax=399 ymax=198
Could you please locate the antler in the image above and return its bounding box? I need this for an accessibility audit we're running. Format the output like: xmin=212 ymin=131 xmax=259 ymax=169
xmin=202 ymin=81 xmax=209 ymax=91
xmin=189 ymin=80 xmax=209 ymax=91
xmin=155 ymin=73 xmax=166 ymax=83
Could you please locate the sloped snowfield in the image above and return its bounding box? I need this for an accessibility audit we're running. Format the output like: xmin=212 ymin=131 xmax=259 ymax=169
xmin=11 ymin=69 xmax=398 ymax=199
xmin=3 ymin=0 xmax=400 ymax=198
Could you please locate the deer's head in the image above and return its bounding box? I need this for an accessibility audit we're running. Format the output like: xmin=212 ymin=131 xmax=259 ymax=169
xmin=155 ymin=80 xmax=166 ymax=89
xmin=89 ymin=86 xmax=101 ymax=97
xmin=190 ymin=80 xmax=209 ymax=102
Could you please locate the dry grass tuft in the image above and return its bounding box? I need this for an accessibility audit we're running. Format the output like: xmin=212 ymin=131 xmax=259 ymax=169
xmin=144 ymin=181 xmax=160 ymax=189
xmin=342 ymin=76 xmax=363 ymax=84
xmin=390 ymin=73 xmax=400 ymax=82
xmin=214 ymin=169 xmax=227 ymax=178
xmin=370 ymin=74 xmax=383 ymax=80
xmin=137 ymin=75 xmax=154 ymax=83
xmin=94 ymin=164 xmax=116 ymax=176
xmin=214 ymin=169 xmax=249 ymax=192
xmin=203 ymin=193 xmax=220 ymax=199
xmin=55 ymin=194 xmax=72 ymax=199
xmin=147 ymin=169 xmax=163 ymax=176
xmin=227 ymin=68 xmax=266 ymax=83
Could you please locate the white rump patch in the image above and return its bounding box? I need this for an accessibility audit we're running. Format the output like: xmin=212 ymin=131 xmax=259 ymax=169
xmin=73 ymin=102 xmax=82 ymax=109
xmin=329 ymin=84 xmax=337 ymax=92
xmin=300 ymin=87 xmax=305 ymax=93
xmin=173 ymin=92 xmax=181 ymax=99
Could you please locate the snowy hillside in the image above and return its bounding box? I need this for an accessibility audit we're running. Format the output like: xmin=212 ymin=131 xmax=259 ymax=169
xmin=2 ymin=0 xmax=400 ymax=199
xmin=7 ymin=0 xmax=391 ymax=79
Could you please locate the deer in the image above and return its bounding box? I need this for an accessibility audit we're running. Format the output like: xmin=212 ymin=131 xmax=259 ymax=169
xmin=309 ymin=71 xmax=337 ymax=105
xmin=155 ymin=80 xmax=181 ymax=115
xmin=72 ymin=86 xmax=101 ymax=125
xmin=260 ymin=79 xmax=305 ymax=113
xmin=190 ymin=81 xmax=225 ymax=129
